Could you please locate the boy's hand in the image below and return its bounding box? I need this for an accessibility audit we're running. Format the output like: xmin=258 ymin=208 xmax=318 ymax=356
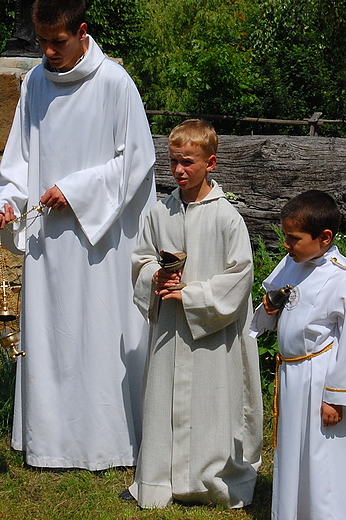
xmin=158 ymin=288 xmax=183 ymax=301
xmin=152 ymin=269 xmax=184 ymax=301
xmin=321 ymin=401 xmax=343 ymax=427
xmin=263 ymin=293 xmax=280 ymax=315
xmin=0 ymin=204 xmax=15 ymax=229
xmin=41 ymin=186 xmax=69 ymax=211
xmin=153 ymin=268 xmax=182 ymax=290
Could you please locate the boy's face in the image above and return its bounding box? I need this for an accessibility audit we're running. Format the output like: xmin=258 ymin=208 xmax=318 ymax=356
xmin=35 ymin=23 xmax=87 ymax=72
xmin=282 ymin=219 xmax=332 ymax=263
xmin=169 ymin=143 xmax=216 ymax=202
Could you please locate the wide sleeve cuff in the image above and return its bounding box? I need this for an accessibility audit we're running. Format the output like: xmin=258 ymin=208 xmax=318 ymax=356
xmin=133 ymin=262 xmax=160 ymax=320
xmin=323 ymin=387 xmax=346 ymax=406
xmin=249 ymin=303 xmax=278 ymax=338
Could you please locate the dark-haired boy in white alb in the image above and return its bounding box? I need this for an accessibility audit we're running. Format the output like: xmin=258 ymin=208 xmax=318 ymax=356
xmin=251 ymin=190 xmax=346 ymax=520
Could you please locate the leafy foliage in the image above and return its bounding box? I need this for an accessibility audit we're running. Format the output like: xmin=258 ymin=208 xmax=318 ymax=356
xmin=252 ymin=229 xmax=286 ymax=394
xmin=2 ymin=0 xmax=346 ymax=135
xmin=85 ymin=0 xmax=143 ymax=57
xmin=127 ymin=0 xmax=264 ymax=134
xmin=333 ymin=232 xmax=346 ymax=256
xmin=0 ymin=0 xmax=15 ymax=53
xmin=125 ymin=0 xmax=346 ymax=135
xmin=248 ymin=0 xmax=346 ymax=135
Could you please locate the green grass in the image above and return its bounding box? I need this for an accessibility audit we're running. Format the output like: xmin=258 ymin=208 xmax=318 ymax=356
xmin=0 ymin=350 xmax=16 ymax=436
xmin=0 ymin=398 xmax=273 ymax=519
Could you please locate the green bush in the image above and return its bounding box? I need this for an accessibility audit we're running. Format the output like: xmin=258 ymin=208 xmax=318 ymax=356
xmin=2 ymin=0 xmax=346 ymax=137
xmin=248 ymin=0 xmax=346 ymax=136
xmin=127 ymin=0 xmax=263 ymax=134
xmin=252 ymin=228 xmax=286 ymax=395
xmin=0 ymin=0 xmax=15 ymax=53
xmin=85 ymin=0 xmax=143 ymax=58
xmin=333 ymin=232 xmax=346 ymax=256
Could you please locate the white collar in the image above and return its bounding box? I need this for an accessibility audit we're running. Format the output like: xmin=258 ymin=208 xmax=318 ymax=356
xmin=43 ymin=35 xmax=105 ymax=84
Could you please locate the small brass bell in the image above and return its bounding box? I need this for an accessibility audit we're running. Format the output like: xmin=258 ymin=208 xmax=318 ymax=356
xmin=267 ymin=284 xmax=293 ymax=310
xmin=159 ymin=250 xmax=187 ymax=290
xmin=0 ymin=278 xmax=17 ymax=321
xmin=0 ymin=300 xmax=17 ymax=322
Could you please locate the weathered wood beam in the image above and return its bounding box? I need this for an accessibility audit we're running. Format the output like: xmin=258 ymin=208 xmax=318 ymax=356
xmin=153 ymin=135 xmax=346 ymax=247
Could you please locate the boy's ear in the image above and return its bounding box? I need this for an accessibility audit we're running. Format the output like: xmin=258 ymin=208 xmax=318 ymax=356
xmin=320 ymin=229 xmax=333 ymax=246
xmin=78 ymin=22 xmax=88 ymax=40
xmin=206 ymin=155 xmax=217 ymax=172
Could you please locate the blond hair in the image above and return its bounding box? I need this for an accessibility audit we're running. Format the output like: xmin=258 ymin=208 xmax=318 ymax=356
xmin=168 ymin=119 xmax=218 ymax=157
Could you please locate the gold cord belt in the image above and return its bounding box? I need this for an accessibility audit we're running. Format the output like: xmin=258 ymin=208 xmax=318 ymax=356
xmin=273 ymin=342 xmax=333 ymax=449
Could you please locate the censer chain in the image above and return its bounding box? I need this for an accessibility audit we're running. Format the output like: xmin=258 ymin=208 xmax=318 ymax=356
xmin=6 ymin=202 xmax=45 ymax=233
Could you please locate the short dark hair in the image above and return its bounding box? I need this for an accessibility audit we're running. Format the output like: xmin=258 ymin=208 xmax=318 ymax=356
xmin=281 ymin=190 xmax=341 ymax=239
xmin=32 ymin=0 xmax=86 ymax=35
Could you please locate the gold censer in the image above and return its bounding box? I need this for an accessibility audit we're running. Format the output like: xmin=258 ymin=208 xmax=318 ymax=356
xmin=0 ymin=238 xmax=25 ymax=361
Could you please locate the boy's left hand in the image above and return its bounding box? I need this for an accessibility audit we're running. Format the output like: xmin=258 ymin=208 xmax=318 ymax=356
xmin=321 ymin=401 xmax=343 ymax=427
xmin=262 ymin=294 xmax=280 ymax=315
xmin=157 ymin=288 xmax=183 ymax=301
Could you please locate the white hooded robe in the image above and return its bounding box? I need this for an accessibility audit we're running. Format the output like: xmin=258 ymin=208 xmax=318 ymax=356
xmin=0 ymin=35 xmax=156 ymax=470
xmin=129 ymin=182 xmax=263 ymax=508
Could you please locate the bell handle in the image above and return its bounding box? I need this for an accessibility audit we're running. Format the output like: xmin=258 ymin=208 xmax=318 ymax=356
xmin=9 ymin=346 xmax=26 ymax=362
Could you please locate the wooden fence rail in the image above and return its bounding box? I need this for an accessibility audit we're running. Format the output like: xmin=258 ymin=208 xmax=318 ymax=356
xmin=147 ymin=110 xmax=343 ymax=137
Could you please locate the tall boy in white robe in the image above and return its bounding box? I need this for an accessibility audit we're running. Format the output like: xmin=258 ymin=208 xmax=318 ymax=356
xmin=0 ymin=0 xmax=156 ymax=470
xmin=251 ymin=190 xmax=346 ymax=520
xmin=124 ymin=119 xmax=263 ymax=508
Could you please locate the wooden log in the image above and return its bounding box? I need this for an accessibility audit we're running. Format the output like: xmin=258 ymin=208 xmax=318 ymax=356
xmin=153 ymin=135 xmax=346 ymax=247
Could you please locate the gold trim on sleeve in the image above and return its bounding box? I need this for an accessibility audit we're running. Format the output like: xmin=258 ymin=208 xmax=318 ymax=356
xmin=324 ymin=386 xmax=346 ymax=392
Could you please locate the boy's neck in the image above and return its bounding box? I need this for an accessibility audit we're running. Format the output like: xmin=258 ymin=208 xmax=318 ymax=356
xmin=316 ymin=244 xmax=332 ymax=258
xmin=180 ymin=181 xmax=212 ymax=203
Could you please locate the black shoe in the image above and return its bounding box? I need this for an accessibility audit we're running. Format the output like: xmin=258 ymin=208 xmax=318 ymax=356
xmin=119 ymin=489 xmax=136 ymax=502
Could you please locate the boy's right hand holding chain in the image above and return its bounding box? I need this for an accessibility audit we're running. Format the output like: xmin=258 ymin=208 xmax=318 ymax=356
xmin=0 ymin=204 xmax=15 ymax=229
